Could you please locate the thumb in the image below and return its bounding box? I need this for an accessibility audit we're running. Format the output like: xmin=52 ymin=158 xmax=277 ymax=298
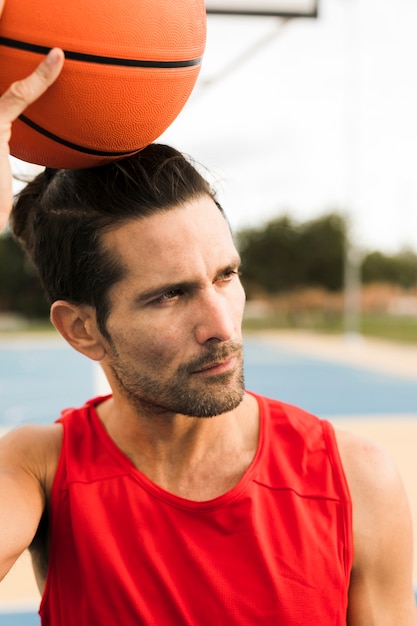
xmin=0 ymin=48 xmax=65 ymax=123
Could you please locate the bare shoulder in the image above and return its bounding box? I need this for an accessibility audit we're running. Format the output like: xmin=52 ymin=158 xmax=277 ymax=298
xmin=334 ymin=427 xmax=402 ymax=496
xmin=333 ymin=426 xmax=411 ymax=548
xmin=333 ymin=427 xmax=417 ymax=625
xmin=0 ymin=424 xmax=63 ymax=581
xmin=0 ymin=423 xmax=63 ymax=493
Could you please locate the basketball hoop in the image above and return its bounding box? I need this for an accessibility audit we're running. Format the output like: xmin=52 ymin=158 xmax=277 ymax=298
xmin=205 ymin=0 xmax=318 ymax=18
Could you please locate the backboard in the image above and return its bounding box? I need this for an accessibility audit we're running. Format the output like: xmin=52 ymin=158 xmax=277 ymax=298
xmin=205 ymin=0 xmax=318 ymax=18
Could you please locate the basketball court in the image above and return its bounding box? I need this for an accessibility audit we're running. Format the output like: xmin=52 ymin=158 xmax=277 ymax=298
xmin=0 ymin=329 xmax=416 ymax=623
xmin=2 ymin=0 xmax=416 ymax=622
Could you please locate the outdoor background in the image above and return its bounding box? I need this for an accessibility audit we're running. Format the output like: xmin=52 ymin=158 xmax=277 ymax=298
xmin=3 ymin=0 xmax=417 ymax=339
xmin=0 ymin=0 xmax=416 ymax=622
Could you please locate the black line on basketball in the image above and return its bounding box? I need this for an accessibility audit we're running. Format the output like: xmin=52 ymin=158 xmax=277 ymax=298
xmin=0 ymin=37 xmax=203 ymax=68
xmin=18 ymin=113 xmax=140 ymax=157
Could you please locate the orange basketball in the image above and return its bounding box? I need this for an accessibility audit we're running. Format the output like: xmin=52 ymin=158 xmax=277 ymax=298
xmin=0 ymin=0 xmax=206 ymax=168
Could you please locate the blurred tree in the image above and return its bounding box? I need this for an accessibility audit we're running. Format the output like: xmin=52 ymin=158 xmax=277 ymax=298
xmin=237 ymin=212 xmax=347 ymax=296
xmin=298 ymin=213 xmax=346 ymax=291
xmin=0 ymin=233 xmax=49 ymax=317
xmin=362 ymin=249 xmax=417 ymax=288
xmin=237 ymin=215 xmax=301 ymax=295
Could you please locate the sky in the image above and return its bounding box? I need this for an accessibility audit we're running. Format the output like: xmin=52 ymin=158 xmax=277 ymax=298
xmin=160 ymin=0 xmax=417 ymax=254
xmin=10 ymin=0 xmax=417 ymax=254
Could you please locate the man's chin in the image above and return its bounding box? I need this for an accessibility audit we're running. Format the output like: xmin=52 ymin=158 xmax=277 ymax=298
xmin=183 ymin=387 xmax=245 ymax=419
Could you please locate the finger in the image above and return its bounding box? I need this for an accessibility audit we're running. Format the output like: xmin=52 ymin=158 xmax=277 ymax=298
xmin=0 ymin=49 xmax=64 ymax=232
xmin=0 ymin=48 xmax=65 ymax=123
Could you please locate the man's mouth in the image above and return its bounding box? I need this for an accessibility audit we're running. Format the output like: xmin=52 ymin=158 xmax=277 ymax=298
xmin=193 ymin=355 xmax=238 ymax=376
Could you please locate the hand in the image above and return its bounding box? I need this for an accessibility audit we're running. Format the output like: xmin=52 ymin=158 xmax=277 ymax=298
xmin=0 ymin=47 xmax=65 ymax=232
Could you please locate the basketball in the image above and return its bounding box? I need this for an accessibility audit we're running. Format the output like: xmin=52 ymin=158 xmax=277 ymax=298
xmin=0 ymin=0 xmax=206 ymax=169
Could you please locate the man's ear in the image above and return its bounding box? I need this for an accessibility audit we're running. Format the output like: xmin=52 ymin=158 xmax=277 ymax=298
xmin=50 ymin=300 xmax=107 ymax=361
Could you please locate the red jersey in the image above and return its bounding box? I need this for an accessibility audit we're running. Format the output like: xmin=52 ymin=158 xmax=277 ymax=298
xmin=40 ymin=393 xmax=353 ymax=625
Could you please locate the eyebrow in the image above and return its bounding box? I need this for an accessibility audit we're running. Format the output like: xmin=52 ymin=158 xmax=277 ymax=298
xmin=135 ymin=255 xmax=242 ymax=304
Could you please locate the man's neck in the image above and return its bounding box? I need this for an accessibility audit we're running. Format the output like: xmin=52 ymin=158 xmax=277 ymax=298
xmin=96 ymin=392 xmax=259 ymax=501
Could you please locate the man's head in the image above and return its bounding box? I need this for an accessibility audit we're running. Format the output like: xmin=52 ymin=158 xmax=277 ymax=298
xmin=11 ymin=144 xmax=246 ymax=417
xmin=90 ymin=196 xmax=246 ymax=417
xmin=11 ymin=143 xmax=222 ymax=337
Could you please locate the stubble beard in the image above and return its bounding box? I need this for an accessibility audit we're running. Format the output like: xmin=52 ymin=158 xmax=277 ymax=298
xmin=107 ymin=342 xmax=245 ymax=418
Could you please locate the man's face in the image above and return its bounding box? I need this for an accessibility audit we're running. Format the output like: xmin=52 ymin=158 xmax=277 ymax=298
xmin=100 ymin=195 xmax=246 ymax=418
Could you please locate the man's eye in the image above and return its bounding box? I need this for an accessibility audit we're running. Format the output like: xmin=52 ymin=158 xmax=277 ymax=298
xmin=220 ymin=270 xmax=241 ymax=281
xmin=154 ymin=289 xmax=182 ymax=304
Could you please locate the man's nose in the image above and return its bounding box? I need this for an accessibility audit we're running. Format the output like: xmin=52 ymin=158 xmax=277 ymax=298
xmin=194 ymin=289 xmax=235 ymax=345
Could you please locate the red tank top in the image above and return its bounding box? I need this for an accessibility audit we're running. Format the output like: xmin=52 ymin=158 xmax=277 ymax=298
xmin=39 ymin=393 xmax=353 ymax=625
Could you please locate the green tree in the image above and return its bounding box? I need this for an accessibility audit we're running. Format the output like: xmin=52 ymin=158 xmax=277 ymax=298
xmin=237 ymin=215 xmax=302 ymax=295
xmin=237 ymin=212 xmax=347 ymax=295
xmin=362 ymin=249 xmax=417 ymax=287
xmin=0 ymin=233 xmax=49 ymax=317
xmin=298 ymin=213 xmax=346 ymax=291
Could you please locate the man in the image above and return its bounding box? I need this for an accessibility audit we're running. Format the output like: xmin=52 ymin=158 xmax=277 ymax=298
xmin=0 ymin=50 xmax=416 ymax=625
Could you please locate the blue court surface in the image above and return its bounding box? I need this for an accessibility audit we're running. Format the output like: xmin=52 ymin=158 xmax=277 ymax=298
xmin=1 ymin=335 xmax=416 ymax=429
xmin=0 ymin=335 xmax=416 ymax=623
xmin=243 ymin=337 xmax=417 ymax=418
xmin=0 ymin=613 xmax=38 ymax=626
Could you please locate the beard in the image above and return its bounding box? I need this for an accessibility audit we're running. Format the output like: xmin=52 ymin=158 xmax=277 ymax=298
xmin=107 ymin=341 xmax=245 ymax=418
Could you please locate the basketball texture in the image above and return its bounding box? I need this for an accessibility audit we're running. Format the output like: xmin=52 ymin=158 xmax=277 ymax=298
xmin=0 ymin=0 xmax=206 ymax=168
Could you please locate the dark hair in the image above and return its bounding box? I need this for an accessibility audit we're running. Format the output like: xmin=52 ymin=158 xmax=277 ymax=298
xmin=11 ymin=143 xmax=221 ymax=335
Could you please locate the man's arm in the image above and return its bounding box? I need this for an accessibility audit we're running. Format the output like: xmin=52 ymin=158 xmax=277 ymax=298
xmin=335 ymin=428 xmax=417 ymax=625
xmin=0 ymin=427 xmax=46 ymax=579
xmin=0 ymin=41 xmax=64 ymax=231
xmin=0 ymin=425 xmax=62 ymax=581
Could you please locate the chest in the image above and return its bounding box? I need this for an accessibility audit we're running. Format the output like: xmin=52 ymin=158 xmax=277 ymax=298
xmin=42 ymin=475 xmax=350 ymax=625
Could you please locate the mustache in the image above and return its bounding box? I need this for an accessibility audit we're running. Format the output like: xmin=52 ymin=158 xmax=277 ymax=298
xmin=180 ymin=341 xmax=243 ymax=375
